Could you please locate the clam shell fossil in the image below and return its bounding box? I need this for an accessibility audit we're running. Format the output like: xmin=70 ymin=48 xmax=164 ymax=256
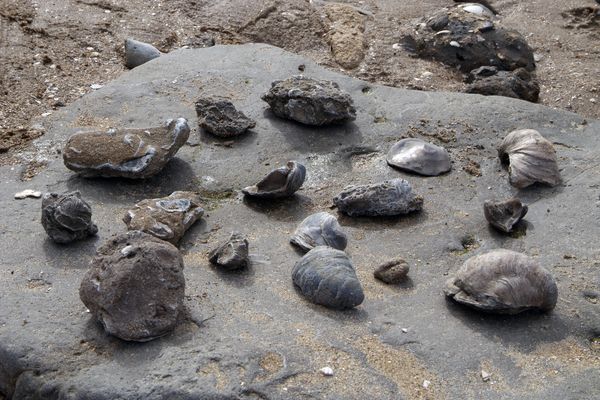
xmin=209 ymin=232 xmax=249 ymax=270
xmin=333 ymin=178 xmax=423 ymax=217
xmin=444 ymin=249 xmax=558 ymax=314
xmin=497 ymin=129 xmax=561 ymax=188
xmin=386 ymin=138 xmax=451 ymax=176
xmin=242 ymin=161 xmax=306 ymax=199
xmin=41 ymin=191 xmax=98 ymax=243
xmin=292 ymin=246 xmax=364 ymax=310
xmin=290 ymin=212 xmax=348 ymax=252
xmin=483 ymin=198 xmax=528 ymax=233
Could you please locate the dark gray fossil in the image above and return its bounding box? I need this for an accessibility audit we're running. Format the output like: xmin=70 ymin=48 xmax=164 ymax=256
xmin=444 ymin=249 xmax=558 ymax=314
xmin=483 ymin=198 xmax=528 ymax=233
xmin=41 ymin=191 xmax=98 ymax=244
xmin=333 ymin=178 xmax=423 ymax=217
xmin=124 ymin=38 xmax=162 ymax=69
xmin=466 ymin=66 xmax=540 ymax=103
xmin=79 ymin=231 xmax=185 ymax=341
xmin=209 ymin=232 xmax=249 ymax=270
xmin=123 ymin=191 xmax=204 ymax=245
xmin=292 ymin=246 xmax=364 ymax=310
xmin=261 ymin=76 xmax=356 ymax=125
xmin=290 ymin=212 xmax=348 ymax=253
xmin=195 ymin=97 xmax=256 ymax=137
xmin=374 ymin=259 xmax=410 ymax=284
xmin=386 ymin=138 xmax=451 ymax=176
xmin=497 ymin=129 xmax=561 ymax=188
xmin=242 ymin=161 xmax=306 ymax=199
xmin=63 ymin=118 xmax=190 ymax=179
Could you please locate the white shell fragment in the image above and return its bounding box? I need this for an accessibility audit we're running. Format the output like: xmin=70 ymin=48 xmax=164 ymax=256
xmin=320 ymin=367 xmax=334 ymax=376
xmin=14 ymin=190 xmax=42 ymax=199
xmin=386 ymin=138 xmax=451 ymax=176
xmin=461 ymin=4 xmax=495 ymax=18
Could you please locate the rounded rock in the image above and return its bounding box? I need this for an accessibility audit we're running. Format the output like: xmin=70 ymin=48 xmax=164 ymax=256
xmin=374 ymin=259 xmax=410 ymax=284
xmin=124 ymin=38 xmax=162 ymax=69
xmin=41 ymin=191 xmax=98 ymax=244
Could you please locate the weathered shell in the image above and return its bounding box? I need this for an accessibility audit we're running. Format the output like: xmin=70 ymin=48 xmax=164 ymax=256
xmin=242 ymin=161 xmax=306 ymax=199
xmin=374 ymin=259 xmax=410 ymax=284
xmin=460 ymin=3 xmax=495 ymax=18
xmin=290 ymin=212 xmax=348 ymax=252
xmin=483 ymin=198 xmax=528 ymax=233
xmin=209 ymin=232 xmax=249 ymax=270
xmin=195 ymin=97 xmax=256 ymax=137
xmin=386 ymin=138 xmax=451 ymax=176
xmin=333 ymin=178 xmax=423 ymax=217
xmin=41 ymin=191 xmax=98 ymax=243
xmin=444 ymin=249 xmax=558 ymax=314
xmin=497 ymin=129 xmax=561 ymax=188
xmin=292 ymin=246 xmax=364 ymax=310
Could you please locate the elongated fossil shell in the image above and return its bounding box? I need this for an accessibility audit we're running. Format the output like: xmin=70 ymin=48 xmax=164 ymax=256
xmin=292 ymin=246 xmax=364 ymax=310
xmin=242 ymin=161 xmax=306 ymax=199
xmin=444 ymin=249 xmax=558 ymax=314
xmin=41 ymin=191 xmax=98 ymax=243
xmin=497 ymin=129 xmax=561 ymax=188
xmin=386 ymin=138 xmax=451 ymax=176
xmin=333 ymin=178 xmax=423 ymax=217
xmin=483 ymin=198 xmax=528 ymax=233
xmin=290 ymin=212 xmax=348 ymax=252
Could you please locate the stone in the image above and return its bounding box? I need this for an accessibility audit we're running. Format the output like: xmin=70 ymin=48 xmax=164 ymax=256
xmin=124 ymin=38 xmax=162 ymax=69
xmin=79 ymin=231 xmax=185 ymax=341
xmin=386 ymin=138 xmax=451 ymax=176
xmin=14 ymin=189 xmax=42 ymax=199
xmin=261 ymin=76 xmax=356 ymax=125
xmin=324 ymin=3 xmax=366 ymax=69
xmin=333 ymin=178 xmax=423 ymax=217
xmin=374 ymin=259 xmax=410 ymax=284
xmin=444 ymin=249 xmax=558 ymax=314
xmin=404 ymin=6 xmax=534 ymax=72
xmin=290 ymin=212 xmax=348 ymax=253
xmin=195 ymin=97 xmax=256 ymax=138
xmin=209 ymin=232 xmax=249 ymax=270
xmin=466 ymin=66 xmax=540 ymax=102
xmin=123 ymin=191 xmax=204 ymax=245
xmin=320 ymin=367 xmax=334 ymax=376
xmin=63 ymin=118 xmax=190 ymax=179
xmin=483 ymin=198 xmax=528 ymax=233
xmin=292 ymin=246 xmax=364 ymax=310
xmin=242 ymin=161 xmax=306 ymax=199
xmin=41 ymin=191 xmax=98 ymax=244
xmin=453 ymin=1 xmax=498 ymax=15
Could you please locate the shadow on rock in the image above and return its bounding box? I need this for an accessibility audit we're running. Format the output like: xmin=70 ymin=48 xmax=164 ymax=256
xmin=42 ymin=236 xmax=99 ymax=269
xmin=242 ymin=193 xmax=313 ymax=221
xmin=210 ymin=263 xmax=256 ymax=289
xmin=337 ymin=209 xmax=429 ymax=232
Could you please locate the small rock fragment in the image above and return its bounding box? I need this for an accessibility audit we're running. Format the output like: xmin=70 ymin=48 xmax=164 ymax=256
xmin=79 ymin=231 xmax=185 ymax=341
xmin=333 ymin=178 xmax=423 ymax=217
xmin=481 ymin=370 xmax=492 ymax=382
xmin=261 ymin=76 xmax=356 ymax=125
xmin=209 ymin=232 xmax=249 ymax=270
xmin=386 ymin=138 xmax=451 ymax=176
xmin=466 ymin=66 xmax=540 ymax=102
xmin=374 ymin=259 xmax=410 ymax=284
xmin=41 ymin=191 xmax=98 ymax=244
xmin=483 ymin=198 xmax=528 ymax=233
xmin=123 ymin=191 xmax=204 ymax=245
xmin=14 ymin=189 xmax=42 ymax=199
xmin=63 ymin=118 xmax=190 ymax=179
xmin=320 ymin=367 xmax=334 ymax=376
xmin=423 ymin=380 xmax=431 ymax=389
xmin=243 ymin=161 xmax=306 ymax=199
xmin=290 ymin=212 xmax=347 ymax=252
xmin=124 ymin=38 xmax=162 ymax=69
xmin=195 ymin=97 xmax=256 ymax=138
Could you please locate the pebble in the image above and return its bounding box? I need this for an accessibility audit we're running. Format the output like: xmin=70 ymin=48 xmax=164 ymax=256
xmin=481 ymin=370 xmax=492 ymax=382
xmin=320 ymin=367 xmax=334 ymax=376
xmin=14 ymin=190 xmax=42 ymax=199
xmin=423 ymin=380 xmax=431 ymax=389
xmin=90 ymin=84 xmax=103 ymax=90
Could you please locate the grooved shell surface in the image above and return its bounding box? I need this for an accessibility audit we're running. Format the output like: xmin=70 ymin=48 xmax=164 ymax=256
xmin=386 ymin=138 xmax=451 ymax=176
xmin=41 ymin=191 xmax=98 ymax=243
xmin=242 ymin=161 xmax=306 ymax=199
xmin=444 ymin=249 xmax=558 ymax=314
xmin=290 ymin=212 xmax=348 ymax=252
xmin=292 ymin=246 xmax=364 ymax=310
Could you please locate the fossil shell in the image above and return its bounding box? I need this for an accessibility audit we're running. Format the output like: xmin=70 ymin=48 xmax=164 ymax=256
xmin=386 ymin=138 xmax=451 ymax=176
xmin=242 ymin=161 xmax=306 ymax=199
xmin=292 ymin=246 xmax=364 ymax=310
xmin=41 ymin=191 xmax=98 ymax=243
xmin=290 ymin=212 xmax=348 ymax=252
xmin=444 ymin=249 xmax=558 ymax=314
xmin=497 ymin=129 xmax=561 ymax=188
xmin=483 ymin=198 xmax=528 ymax=233
xmin=374 ymin=258 xmax=410 ymax=284
xmin=209 ymin=232 xmax=249 ymax=270
xmin=333 ymin=178 xmax=423 ymax=217
xmin=124 ymin=38 xmax=161 ymax=69
xmin=195 ymin=97 xmax=256 ymax=137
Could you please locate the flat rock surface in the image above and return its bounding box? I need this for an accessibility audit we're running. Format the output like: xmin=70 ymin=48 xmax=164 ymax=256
xmin=0 ymin=44 xmax=599 ymax=399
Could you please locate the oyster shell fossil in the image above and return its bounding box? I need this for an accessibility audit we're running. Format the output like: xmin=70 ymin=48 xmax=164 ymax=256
xmin=386 ymin=138 xmax=451 ymax=176
xmin=41 ymin=191 xmax=98 ymax=243
xmin=290 ymin=212 xmax=348 ymax=253
xmin=444 ymin=249 xmax=558 ymax=314
xmin=292 ymin=246 xmax=364 ymax=310
xmin=497 ymin=129 xmax=561 ymax=188
xmin=242 ymin=161 xmax=306 ymax=199
xmin=483 ymin=198 xmax=528 ymax=233
xmin=333 ymin=178 xmax=423 ymax=217
xmin=209 ymin=232 xmax=249 ymax=270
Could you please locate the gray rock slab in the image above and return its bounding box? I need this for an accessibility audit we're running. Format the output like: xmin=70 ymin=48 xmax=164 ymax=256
xmin=0 ymin=43 xmax=599 ymax=399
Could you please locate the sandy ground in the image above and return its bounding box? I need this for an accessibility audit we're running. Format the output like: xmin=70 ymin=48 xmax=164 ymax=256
xmin=0 ymin=0 xmax=598 ymax=161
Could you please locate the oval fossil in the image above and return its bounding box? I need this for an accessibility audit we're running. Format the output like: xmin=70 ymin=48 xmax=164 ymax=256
xmin=386 ymin=138 xmax=451 ymax=176
xmin=483 ymin=198 xmax=528 ymax=233
xmin=290 ymin=212 xmax=348 ymax=253
xmin=333 ymin=178 xmax=423 ymax=217
xmin=242 ymin=161 xmax=306 ymax=199
xmin=374 ymin=258 xmax=410 ymax=284
xmin=444 ymin=249 xmax=558 ymax=314
xmin=41 ymin=191 xmax=98 ymax=243
xmin=497 ymin=129 xmax=561 ymax=188
xmin=292 ymin=246 xmax=364 ymax=310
